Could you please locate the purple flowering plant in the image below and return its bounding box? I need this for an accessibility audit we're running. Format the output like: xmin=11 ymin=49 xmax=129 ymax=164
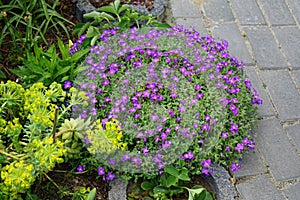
xmin=70 ymin=25 xmax=262 ymax=180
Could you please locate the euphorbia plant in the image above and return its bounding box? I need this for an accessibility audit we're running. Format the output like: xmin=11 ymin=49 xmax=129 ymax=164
xmin=0 ymin=81 xmax=92 ymax=198
xmin=70 ymin=25 xmax=262 ymax=187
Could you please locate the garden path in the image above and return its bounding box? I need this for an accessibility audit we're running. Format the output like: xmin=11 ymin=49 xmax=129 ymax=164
xmin=170 ymin=0 xmax=300 ymax=199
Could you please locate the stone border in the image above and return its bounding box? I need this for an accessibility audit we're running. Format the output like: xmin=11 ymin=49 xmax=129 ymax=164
xmin=74 ymin=0 xmax=168 ymax=23
xmin=108 ymin=164 xmax=237 ymax=200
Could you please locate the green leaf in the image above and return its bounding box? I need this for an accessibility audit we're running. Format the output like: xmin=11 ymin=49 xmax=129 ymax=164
xmin=187 ymin=186 xmax=205 ymax=200
xmin=86 ymin=26 xmax=100 ymax=38
xmin=86 ymin=188 xmax=96 ymax=200
xmin=99 ymin=5 xmax=117 ymax=15
xmin=84 ymin=11 xmax=103 ymax=19
xmin=57 ymin=38 xmax=68 ymax=59
xmin=177 ymin=173 xmax=191 ymax=181
xmin=169 ymin=187 xmax=184 ymax=195
xmin=113 ymin=0 xmax=121 ymax=11
xmin=100 ymin=12 xmax=116 ymax=21
xmin=141 ymin=181 xmax=155 ymax=191
xmin=194 ymin=190 xmax=214 ymax=200
xmin=0 ymin=70 xmax=6 ymax=79
xmin=118 ymin=4 xmax=130 ymax=14
xmin=75 ymin=22 xmax=91 ymax=37
xmin=164 ymin=166 xmax=179 ymax=177
xmin=166 ymin=176 xmax=178 ymax=187
xmin=153 ymin=186 xmax=169 ymax=195
xmin=70 ymin=48 xmax=89 ymax=62
xmin=53 ymin=66 xmax=71 ymax=79
xmin=160 ymin=174 xmax=168 ymax=187
xmin=91 ymin=35 xmax=99 ymax=46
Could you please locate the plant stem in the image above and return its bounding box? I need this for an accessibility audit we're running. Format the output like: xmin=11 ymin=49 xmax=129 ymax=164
xmin=52 ymin=169 xmax=89 ymax=175
xmin=0 ymin=150 xmax=20 ymax=160
xmin=43 ymin=172 xmax=60 ymax=190
xmin=52 ymin=106 xmax=59 ymax=141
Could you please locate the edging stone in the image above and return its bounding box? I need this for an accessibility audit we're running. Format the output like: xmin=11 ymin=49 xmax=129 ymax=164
xmin=75 ymin=0 xmax=168 ymax=23
xmin=108 ymin=164 xmax=237 ymax=200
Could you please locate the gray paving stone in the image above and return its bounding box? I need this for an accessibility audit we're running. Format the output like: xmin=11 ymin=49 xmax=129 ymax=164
xmin=260 ymin=0 xmax=295 ymax=25
xmin=286 ymin=0 xmax=300 ymax=24
xmin=256 ymin=118 xmax=300 ymax=182
xmin=203 ymin=0 xmax=234 ymax=22
xmin=244 ymin=66 xmax=275 ymax=117
xmin=170 ymin=0 xmax=202 ymax=18
xmin=176 ymin=18 xmax=208 ymax=36
xmin=283 ymin=182 xmax=300 ymax=200
xmin=231 ymin=0 xmax=266 ymax=25
xmin=244 ymin=27 xmax=287 ymax=70
xmin=260 ymin=70 xmax=300 ymax=121
xmin=234 ymin=150 xmax=265 ymax=178
xmin=293 ymin=70 xmax=300 ymax=87
xmin=273 ymin=27 xmax=300 ymax=70
xmin=212 ymin=23 xmax=253 ymax=64
xmin=236 ymin=174 xmax=285 ymax=200
xmin=285 ymin=124 xmax=300 ymax=152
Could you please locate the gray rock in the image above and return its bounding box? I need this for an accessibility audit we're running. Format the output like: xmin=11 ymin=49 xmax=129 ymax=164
xmin=211 ymin=164 xmax=238 ymax=200
xmin=109 ymin=176 xmax=127 ymax=200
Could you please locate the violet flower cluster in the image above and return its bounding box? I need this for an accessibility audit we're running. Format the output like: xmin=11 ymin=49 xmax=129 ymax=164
xmin=71 ymin=25 xmax=262 ymax=178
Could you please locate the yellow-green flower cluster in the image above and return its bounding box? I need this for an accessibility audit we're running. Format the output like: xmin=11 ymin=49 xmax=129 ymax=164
xmin=0 ymin=118 xmax=22 ymax=137
xmin=87 ymin=119 xmax=127 ymax=154
xmin=24 ymin=82 xmax=62 ymax=128
xmin=0 ymin=80 xmax=25 ymax=119
xmin=25 ymin=136 xmax=66 ymax=172
xmin=0 ymin=160 xmax=35 ymax=199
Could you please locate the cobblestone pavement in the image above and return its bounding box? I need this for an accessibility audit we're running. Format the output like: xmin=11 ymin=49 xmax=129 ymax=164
xmin=170 ymin=0 xmax=300 ymax=199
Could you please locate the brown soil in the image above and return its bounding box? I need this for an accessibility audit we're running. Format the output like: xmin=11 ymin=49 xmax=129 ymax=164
xmin=31 ymin=169 xmax=109 ymax=200
xmin=90 ymin=0 xmax=155 ymax=10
